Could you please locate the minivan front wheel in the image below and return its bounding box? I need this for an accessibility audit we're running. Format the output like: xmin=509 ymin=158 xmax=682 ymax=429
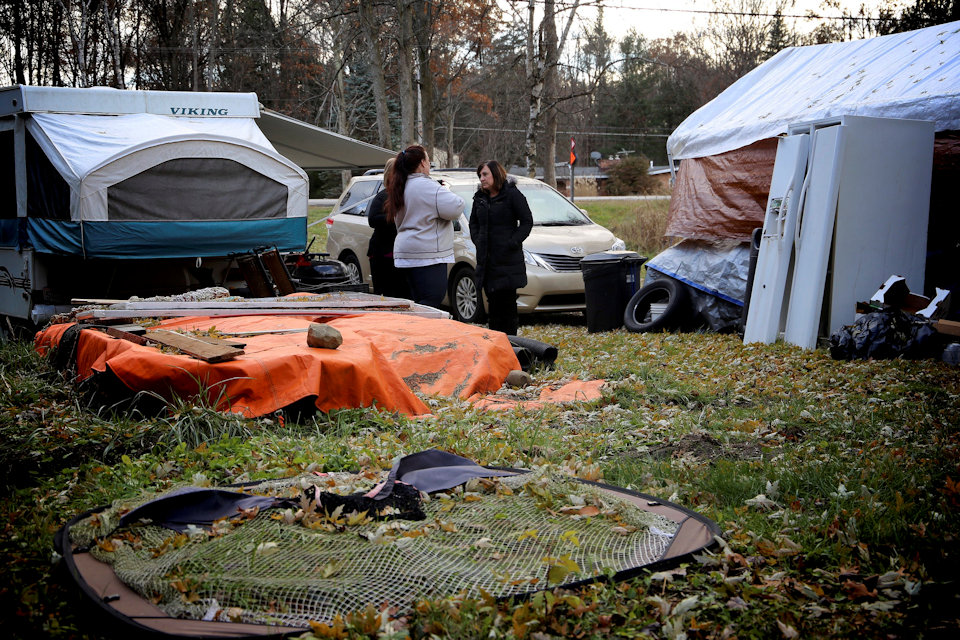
xmin=450 ymin=267 xmax=486 ymax=324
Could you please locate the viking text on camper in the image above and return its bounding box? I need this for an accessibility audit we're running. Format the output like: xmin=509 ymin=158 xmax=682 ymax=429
xmin=169 ymin=107 xmax=229 ymax=116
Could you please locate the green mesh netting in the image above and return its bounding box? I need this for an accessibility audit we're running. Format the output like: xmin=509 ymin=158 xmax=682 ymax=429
xmin=70 ymin=470 xmax=678 ymax=628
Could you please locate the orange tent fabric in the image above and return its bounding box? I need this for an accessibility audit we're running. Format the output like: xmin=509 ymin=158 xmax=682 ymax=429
xmin=35 ymin=313 xmax=521 ymax=418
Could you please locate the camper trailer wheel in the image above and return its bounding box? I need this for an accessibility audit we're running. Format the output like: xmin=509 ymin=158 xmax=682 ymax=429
xmin=623 ymin=278 xmax=690 ymax=333
xmin=339 ymin=253 xmax=363 ymax=284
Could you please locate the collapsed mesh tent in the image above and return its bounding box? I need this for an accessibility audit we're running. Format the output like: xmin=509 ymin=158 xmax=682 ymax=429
xmin=56 ymin=450 xmax=720 ymax=637
xmin=665 ymin=21 xmax=960 ymax=243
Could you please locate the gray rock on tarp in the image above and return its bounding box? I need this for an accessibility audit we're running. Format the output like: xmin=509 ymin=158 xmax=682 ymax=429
xmin=307 ymin=323 xmax=343 ymax=349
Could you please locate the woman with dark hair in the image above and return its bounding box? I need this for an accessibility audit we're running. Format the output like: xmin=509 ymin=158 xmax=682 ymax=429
xmin=385 ymin=144 xmax=465 ymax=308
xmin=366 ymin=158 xmax=410 ymax=298
xmin=469 ymin=160 xmax=533 ymax=335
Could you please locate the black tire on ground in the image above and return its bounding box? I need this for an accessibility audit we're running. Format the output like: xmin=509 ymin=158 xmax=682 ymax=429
xmin=338 ymin=252 xmax=363 ymax=284
xmin=623 ymin=278 xmax=691 ymax=333
xmin=449 ymin=266 xmax=486 ymax=324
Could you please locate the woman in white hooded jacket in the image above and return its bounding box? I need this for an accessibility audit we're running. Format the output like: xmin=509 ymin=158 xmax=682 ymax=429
xmin=385 ymin=144 xmax=465 ymax=308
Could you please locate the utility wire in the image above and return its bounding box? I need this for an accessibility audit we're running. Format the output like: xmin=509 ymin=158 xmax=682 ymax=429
xmin=527 ymin=0 xmax=881 ymax=22
xmin=443 ymin=125 xmax=670 ymax=137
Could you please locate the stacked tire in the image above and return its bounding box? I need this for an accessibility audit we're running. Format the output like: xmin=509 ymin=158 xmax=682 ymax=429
xmin=623 ymin=277 xmax=691 ymax=333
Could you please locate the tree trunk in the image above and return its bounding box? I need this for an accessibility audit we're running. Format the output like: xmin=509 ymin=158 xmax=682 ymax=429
xmin=542 ymin=0 xmax=559 ymax=188
xmin=413 ymin=2 xmax=435 ymax=159
xmin=190 ymin=1 xmax=199 ymax=90
xmin=59 ymin=0 xmax=94 ymax=86
xmin=206 ymin=0 xmax=218 ymax=90
xmin=277 ymin=0 xmax=288 ymax=100
xmin=333 ymin=36 xmax=352 ymax=191
xmin=445 ymin=93 xmax=457 ymax=168
xmin=523 ymin=0 xmax=540 ymax=178
xmin=522 ymin=0 xmax=580 ymax=179
xmin=543 ymin=115 xmax=557 ymax=188
xmin=359 ymin=0 xmax=392 ymax=148
xmin=396 ymin=0 xmax=417 ymax=146
xmin=101 ymin=0 xmax=125 ymax=88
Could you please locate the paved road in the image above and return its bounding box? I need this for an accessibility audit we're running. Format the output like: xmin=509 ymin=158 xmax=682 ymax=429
xmin=571 ymin=195 xmax=670 ymax=201
xmin=310 ymin=195 xmax=670 ymax=207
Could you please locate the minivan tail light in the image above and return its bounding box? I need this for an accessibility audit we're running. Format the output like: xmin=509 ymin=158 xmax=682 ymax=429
xmin=326 ymin=218 xmax=334 ymax=226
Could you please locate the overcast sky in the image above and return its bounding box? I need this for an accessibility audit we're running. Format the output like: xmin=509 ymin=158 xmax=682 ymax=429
xmin=572 ymin=0 xmax=892 ymax=41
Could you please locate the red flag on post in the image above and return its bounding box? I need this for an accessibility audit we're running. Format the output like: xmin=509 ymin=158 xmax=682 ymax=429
xmin=569 ymin=137 xmax=577 ymax=166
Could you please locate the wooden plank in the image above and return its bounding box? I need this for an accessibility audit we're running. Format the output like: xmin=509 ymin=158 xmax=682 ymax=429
xmin=71 ymin=298 xmax=128 ymax=305
xmin=106 ymin=299 xmax=412 ymax=310
xmin=109 ymin=323 xmax=147 ymax=335
xmin=220 ymin=328 xmax=310 ymax=337
xmin=935 ymin=319 xmax=960 ymax=338
xmin=74 ymin=306 xmax=449 ymax=321
xmin=186 ymin=334 xmax=247 ymax=349
xmin=143 ymin=330 xmax=245 ymax=363
xmin=102 ymin=326 xmax=149 ymax=346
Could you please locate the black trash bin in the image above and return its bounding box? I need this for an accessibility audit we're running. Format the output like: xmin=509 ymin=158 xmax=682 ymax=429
xmin=581 ymin=251 xmax=647 ymax=333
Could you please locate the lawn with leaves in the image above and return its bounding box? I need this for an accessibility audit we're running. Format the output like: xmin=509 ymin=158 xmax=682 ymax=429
xmin=2 ymin=320 xmax=958 ymax=639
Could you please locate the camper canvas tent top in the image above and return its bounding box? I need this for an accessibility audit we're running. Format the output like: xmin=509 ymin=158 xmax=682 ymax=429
xmin=0 ymin=85 xmax=394 ymax=325
xmin=665 ymin=21 xmax=960 ymax=243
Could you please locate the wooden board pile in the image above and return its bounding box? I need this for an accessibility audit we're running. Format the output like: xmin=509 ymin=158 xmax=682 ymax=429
xmin=68 ymin=291 xmax=448 ymax=363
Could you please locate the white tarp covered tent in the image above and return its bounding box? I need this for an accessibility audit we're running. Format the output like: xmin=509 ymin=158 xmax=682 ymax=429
xmin=668 ymin=21 xmax=960 ymax=161
xmin=665 ymin=21 xmax=960 ymax=241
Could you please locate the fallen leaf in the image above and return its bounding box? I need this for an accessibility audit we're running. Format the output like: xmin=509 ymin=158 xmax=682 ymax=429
xmin=777 ymin=619 xmax=799 ymax=638
xmin=843 ymin=580 xmax=878 ymax=600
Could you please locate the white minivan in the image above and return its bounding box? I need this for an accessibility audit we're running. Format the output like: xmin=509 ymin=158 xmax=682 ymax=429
xmin=325 ymin=169 xmax=625 ymax=323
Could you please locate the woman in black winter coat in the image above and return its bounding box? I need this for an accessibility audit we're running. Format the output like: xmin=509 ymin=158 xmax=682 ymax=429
xmin=366 ymin=158 xmax=411 ymax=299
xmin=469 ymin=160 xmax=533 ymax=335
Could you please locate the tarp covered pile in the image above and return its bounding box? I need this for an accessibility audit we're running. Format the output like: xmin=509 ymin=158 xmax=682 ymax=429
xmin=36 ymin=313 xmax=522 ymax=417
xmin=666 ymin=20 xmax=960 ymax=241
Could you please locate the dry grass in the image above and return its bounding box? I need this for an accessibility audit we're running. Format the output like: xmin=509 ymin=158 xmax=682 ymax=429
xmin=580 ymin=198 xmax=674 ymax=258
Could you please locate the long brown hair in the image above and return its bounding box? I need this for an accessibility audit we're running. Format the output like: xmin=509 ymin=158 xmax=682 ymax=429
xmin=385 ymin=144 xmax=427 ymax=223
xmin=477 ymin=160 xmax=507 ymax=193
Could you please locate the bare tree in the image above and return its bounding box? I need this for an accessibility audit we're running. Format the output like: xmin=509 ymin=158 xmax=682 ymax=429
xmin=359 ymin=0 xmax=392 ymax=148
xmin=511 ymin=0 xmax=580 ymax=178
xmin=396 ymin=0 xmax=417 ymax=146
xmin=413 ymin=1 xmax=437 ymax=158
xmin=59 ymin=0 xmax=100 ymax=86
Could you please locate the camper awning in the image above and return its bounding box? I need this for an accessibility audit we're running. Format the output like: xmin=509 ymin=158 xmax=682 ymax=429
xmin=258 ymin=110 xmax=395 ymax=171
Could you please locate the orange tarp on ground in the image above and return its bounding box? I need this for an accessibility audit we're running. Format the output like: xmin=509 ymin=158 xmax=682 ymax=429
xmin=469 ymin=380 xmax=605 ymax=412
xmin=35 ymin=313 xmax=521 ymax=418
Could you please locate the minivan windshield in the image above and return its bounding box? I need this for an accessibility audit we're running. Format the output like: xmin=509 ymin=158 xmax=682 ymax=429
xmin=449 ymin=182 xmax=591 ymax=226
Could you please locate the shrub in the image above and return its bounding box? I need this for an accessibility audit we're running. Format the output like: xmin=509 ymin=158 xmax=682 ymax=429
xmin=605 ymin=156 xmax=659 ymax=195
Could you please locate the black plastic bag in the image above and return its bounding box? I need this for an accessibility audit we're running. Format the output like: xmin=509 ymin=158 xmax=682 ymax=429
xmin=830 ymin=308 xmax=940 ymax=360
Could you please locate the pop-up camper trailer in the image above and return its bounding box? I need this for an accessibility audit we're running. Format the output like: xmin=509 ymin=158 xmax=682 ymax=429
xmin=0 ymin=85 xmax=392 ymax=327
